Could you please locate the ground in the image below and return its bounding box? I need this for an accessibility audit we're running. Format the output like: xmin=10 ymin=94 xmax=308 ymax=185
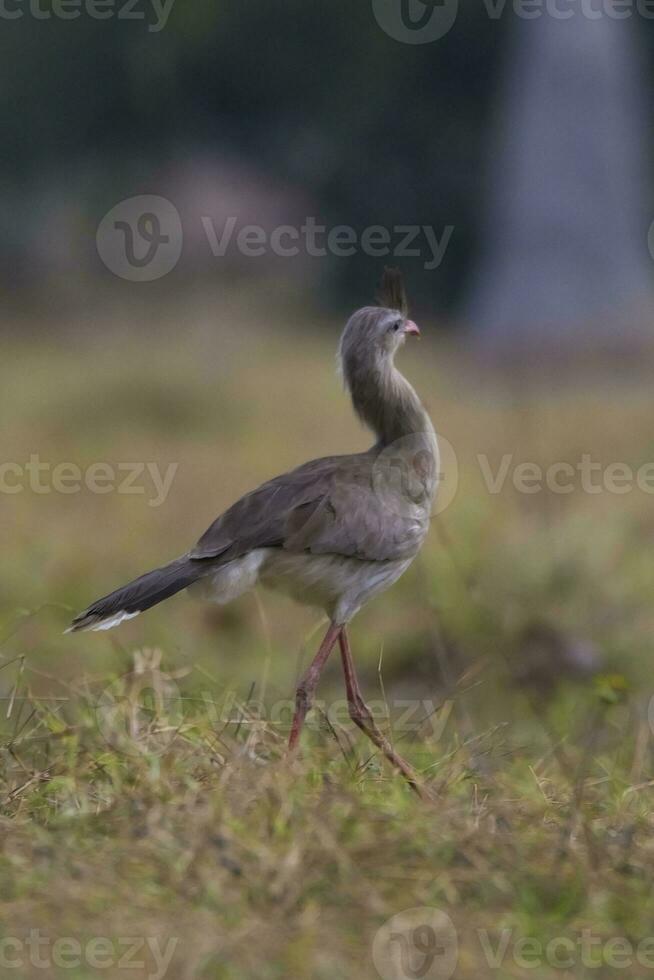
xmin=2 ymin=293 xmax=654 ymax=978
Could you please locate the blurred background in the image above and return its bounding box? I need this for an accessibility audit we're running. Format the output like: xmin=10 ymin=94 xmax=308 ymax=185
xmin=3 ymin=0 xmax=654 ymax=332
xmin=3 ymin=0 xmax=654 ymax=762
xmin=5 ymin=4 xmax=654 ymax=975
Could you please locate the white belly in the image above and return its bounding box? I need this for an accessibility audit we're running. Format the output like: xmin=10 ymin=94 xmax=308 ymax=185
xmin=192 ymin=548 xmax=413 ymax=624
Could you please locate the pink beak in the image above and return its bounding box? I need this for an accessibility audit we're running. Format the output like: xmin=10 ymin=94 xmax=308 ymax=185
xmin=404 ymin=320 xmax=420 ymax=337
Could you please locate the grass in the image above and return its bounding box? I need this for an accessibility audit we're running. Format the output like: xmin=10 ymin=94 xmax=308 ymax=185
xmin=2 ymin=293 xmax=654 ymax=978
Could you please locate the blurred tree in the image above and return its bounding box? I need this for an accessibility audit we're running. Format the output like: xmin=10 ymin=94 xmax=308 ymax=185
xmin=464 ymin=11 xmax=654 ymax=354
xmin=0 ymin=0 xmax=505 ymax=312
xmin=2 ymin=1 xmax=654 ymax=321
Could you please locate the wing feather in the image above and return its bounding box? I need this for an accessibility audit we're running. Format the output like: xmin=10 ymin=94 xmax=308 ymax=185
xmin=190 ymin=452 xmax=428 ymax=566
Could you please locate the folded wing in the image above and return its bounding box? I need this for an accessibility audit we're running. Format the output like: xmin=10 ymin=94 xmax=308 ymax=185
xmin=190 ymin=452 xmax=428 ymax=567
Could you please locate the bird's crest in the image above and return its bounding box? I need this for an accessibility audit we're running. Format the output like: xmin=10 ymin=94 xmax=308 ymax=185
xmin=377 ymin=267 xmax=408 ymax=317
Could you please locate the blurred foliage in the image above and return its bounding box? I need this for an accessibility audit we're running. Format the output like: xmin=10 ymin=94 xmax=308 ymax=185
xmin=0 ymin=1 xmax=504 ymax=310
xmin=3 ymin=3 xmax=654 ymax=311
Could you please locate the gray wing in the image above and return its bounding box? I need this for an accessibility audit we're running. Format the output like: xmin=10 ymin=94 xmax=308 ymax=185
xmin=190 ymin=452 xmax=428 ymax=565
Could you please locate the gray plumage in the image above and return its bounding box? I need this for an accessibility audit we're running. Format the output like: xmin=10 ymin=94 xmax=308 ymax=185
xmin=67 ymin=284 xmax=437 ymax=633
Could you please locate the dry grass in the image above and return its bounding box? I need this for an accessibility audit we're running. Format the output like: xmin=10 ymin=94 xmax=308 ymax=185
xmin=2 ymin=293 xmax=654 ymax=977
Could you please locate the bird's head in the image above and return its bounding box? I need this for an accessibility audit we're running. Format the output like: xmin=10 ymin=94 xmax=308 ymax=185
xmin=338 ymin=269 xmax=420 ymax=378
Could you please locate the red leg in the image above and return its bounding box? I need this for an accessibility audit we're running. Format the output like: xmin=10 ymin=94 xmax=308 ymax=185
xmin=339 ymin=628 xmax=428 ymax=799
xmin=288 ymin=622 xmax=342 ymax=752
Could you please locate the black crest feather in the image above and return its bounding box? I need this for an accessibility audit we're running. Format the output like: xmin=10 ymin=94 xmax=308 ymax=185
xmin=377 ymin=267 xmax=408 ymax=316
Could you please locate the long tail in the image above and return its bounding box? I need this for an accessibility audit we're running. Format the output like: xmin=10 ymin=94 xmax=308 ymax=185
xmin=66 ymin=555 xmax=204 ymax=633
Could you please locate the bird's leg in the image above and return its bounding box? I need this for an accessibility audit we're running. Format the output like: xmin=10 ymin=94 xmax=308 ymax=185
xmin=338 ymin=628 xmax=427 ymax=800
xmin=288 ymin=622 xmax=342 ymax=752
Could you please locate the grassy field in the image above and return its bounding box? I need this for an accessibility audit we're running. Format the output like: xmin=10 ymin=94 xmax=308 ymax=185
xmin=2 ymin=293 xmax=654 ymax=978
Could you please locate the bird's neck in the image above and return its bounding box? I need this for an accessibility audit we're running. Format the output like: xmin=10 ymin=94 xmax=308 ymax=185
xmin=348 ymin=358 xmax=434 ymax=447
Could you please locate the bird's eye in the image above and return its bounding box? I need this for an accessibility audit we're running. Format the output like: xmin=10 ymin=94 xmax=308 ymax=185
xmin=392 ymin=319 xmax=402 ymax=332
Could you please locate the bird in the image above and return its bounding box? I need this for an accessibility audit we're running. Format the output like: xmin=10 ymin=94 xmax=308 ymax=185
xmin=68 ymin=269 xmax=439 ymax=793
